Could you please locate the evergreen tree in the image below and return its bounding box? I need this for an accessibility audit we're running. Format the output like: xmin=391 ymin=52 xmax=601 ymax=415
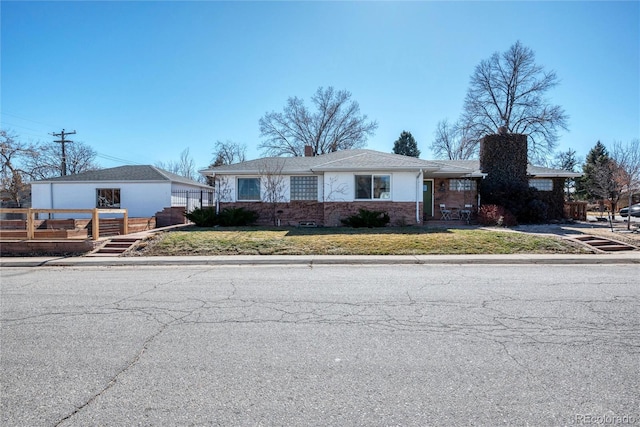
xmin=392 ymin=131 xmax=420 ymax=157
xmin=577 ymin=141 xmax=609 ymax=200
xmin=552 ymin=148 xmax=580 ymax=200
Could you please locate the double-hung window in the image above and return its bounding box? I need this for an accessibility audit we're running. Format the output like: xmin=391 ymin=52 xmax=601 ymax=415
xmin=97 ymin=188 xmax=121 ymax=208
xmin=290 ymin=176 xmax=318 ymax=201
xmin=237 ymin=178 xmax=260 ymax=201
xmin=355 ymin=175 xmax=391 ymax=200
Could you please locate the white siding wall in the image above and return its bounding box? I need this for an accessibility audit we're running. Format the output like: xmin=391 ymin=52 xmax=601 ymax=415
xmin=219 ymin=172 xmax=419 ymax=203
xmin=31 ymin=182 xmax=173 ymax=218
xmin=392 ymin=171 xmax=420 ymax=202
xmin=323 ymin=172 xmax=354 ymax=201
xmin=31 ymin=183 xmax=54 ymax=210
xmin=279 ymin=177 xmax=292 ymax=203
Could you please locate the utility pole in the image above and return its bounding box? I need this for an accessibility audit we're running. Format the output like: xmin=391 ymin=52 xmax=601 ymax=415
xmin=51 ymin=129 xmax=76 ymax=176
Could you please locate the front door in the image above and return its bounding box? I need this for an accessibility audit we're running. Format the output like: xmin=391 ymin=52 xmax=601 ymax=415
xmin=422 ymin=180 xmax=433 ymax=220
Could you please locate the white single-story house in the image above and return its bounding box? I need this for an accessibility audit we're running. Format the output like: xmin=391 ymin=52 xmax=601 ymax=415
xmin=199 ymin=147 xmax=582 ymax=227
xmin=31 ymin=165 xmax=214 ymax=220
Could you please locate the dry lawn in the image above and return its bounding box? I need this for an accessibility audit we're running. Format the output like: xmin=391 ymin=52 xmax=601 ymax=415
xmin=134 ymin=226 xmax=591 ymax=256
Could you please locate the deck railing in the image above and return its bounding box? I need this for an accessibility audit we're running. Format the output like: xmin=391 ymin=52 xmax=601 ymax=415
xmin=0 ymin=208 xmax=128 ymax=241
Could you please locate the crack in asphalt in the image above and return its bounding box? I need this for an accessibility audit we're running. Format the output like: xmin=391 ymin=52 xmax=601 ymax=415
xmin=53 ymin=302 xmax=205 ymax=426
xmin=7 ymin=277 xmax=634 ymax=425
xmin=51 ymin=269 xmax=214 ymax=426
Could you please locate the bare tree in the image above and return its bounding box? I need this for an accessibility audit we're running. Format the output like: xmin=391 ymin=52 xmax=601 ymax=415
xmin=430 ymin=119 xmax=477 ymax=160
xmin=25 ymin=139 xmax=100 ymax=179
xmin=611 ymin=139 xmax=640 ymax=229
xmin=259 ymin=86 xmax=378 ymax=157
xmin=460 ymin=41 xmax=569 ymax=163
xmin=156 ymin=148 xmax=198 ymax=181
xmin=211 ymin=140 xmax=247 ymax=166
xmin=0 ymin=130 xmax=35 ymax=206
xmin=64 ymin=142 xmax=100 ymax=175
xmin=589 ymin=158 xmax=625 ymax=217
xmin=260 ymin=160 xmax=287 ymax=225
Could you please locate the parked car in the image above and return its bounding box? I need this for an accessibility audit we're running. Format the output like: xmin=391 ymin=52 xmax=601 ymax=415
xmin=619 ymin=203 xmax=640 ymax=217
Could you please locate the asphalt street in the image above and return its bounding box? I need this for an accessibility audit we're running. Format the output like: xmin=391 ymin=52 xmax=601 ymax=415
xmin=1 ymin=263 xmax=638 ymax=426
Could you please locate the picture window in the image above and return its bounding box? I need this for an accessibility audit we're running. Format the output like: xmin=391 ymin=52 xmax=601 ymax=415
xmin=355 ymin=175 xmax=391 ymax=200
xmin=237 ymin=178 xmax=260 ymax=200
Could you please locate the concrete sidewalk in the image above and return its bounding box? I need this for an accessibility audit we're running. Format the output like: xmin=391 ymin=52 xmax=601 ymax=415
xmin=1 ymin=252 xmax=638 ymax=267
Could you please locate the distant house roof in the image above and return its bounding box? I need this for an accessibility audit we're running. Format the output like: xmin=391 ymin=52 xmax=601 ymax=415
xmin=526 ymin=164 xmax=583 ymax=178
xmin=33 ymin=165 xmax=213 ymax=188
xmin=199 ymin=149 xmax=580 ymax=178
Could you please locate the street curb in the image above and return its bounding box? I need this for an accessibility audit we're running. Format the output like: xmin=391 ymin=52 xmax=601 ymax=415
xmin=1 ymin=253 xmax=638 ymax=267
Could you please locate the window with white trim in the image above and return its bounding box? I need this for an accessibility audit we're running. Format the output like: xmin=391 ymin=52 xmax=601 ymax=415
xmin=290 ymin=176 xmax=318 ymax=201
xmin=449 ymin=179 xmax=477 ymax=191
xmin=355 ymin=175 xmax=391 ymax=200
xmin=530 ymin=179 xmax=553 ymax=191
xmin=97 ymin=188 xmax=121 ymax=208
xmin=237 ymin=178 xmax=260 ymax=200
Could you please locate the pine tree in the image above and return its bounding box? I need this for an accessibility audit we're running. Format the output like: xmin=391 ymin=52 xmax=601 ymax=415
xmin=577 ymin=141 xmax=610 ymax=200
xmin=392 ymin=131 xmax=420 ymax=157
xmin=552 ymin=148 xmax=579 ymax=200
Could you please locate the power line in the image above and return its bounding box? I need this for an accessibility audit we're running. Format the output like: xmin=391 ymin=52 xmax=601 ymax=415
xmin=51 ymin=129 xmax=76 ymax=176
xmin=95 ymin=152 xmax=145 ymax=166
xmin=0 ymin=128 xmax=49 ymax=140
xmin=0 ymin=121 xmax=51 ymax=136
xmin=1 ymin=111 xmax=60 ymax=129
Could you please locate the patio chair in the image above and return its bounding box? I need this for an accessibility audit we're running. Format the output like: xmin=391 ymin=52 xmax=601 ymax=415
xmin=439 ymin=204 xmax=452 ymax=220
xmin=460 ymin=204 xmax=473 ymax=223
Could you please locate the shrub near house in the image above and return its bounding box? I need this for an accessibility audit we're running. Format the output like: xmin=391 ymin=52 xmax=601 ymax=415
xmin=185 ymin=207 xmax=258 ymax=227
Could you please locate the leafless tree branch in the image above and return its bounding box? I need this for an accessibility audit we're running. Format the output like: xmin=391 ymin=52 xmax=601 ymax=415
xmin=259 ymin=86 xmax=378 ymax=157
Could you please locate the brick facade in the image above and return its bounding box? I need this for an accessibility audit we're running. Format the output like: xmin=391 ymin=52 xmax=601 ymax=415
xmin=225 ymin=201 xmax=325 ymax=226
xmin=219 ymin=201 xmax=419 ymax=227
xmin=323 ymin=202 xmax=418 ymax=227
xmin=431 ymin=178 xmax=479 ymax=220
xmin=155 ymin=207 xmax=188 ymax=227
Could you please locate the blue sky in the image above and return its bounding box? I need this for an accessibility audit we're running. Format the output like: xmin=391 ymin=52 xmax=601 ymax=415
xmin=2 ymin=1 xmax=638 ymax=172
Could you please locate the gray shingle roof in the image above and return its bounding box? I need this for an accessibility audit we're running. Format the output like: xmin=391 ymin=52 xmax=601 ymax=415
xmin=311 ymin=150 xmax=441 ymax=171
xmin=34 ymin=165 xmax=213 ymax=188
xmin=199 ymin=149 xmax=581 ymax=178
xmin=201 ymin=149 xmax=468 ymax=174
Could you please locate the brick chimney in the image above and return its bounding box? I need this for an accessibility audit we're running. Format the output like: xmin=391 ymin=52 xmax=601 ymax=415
xmin=304 ymin=145 xmax=314 ymax=157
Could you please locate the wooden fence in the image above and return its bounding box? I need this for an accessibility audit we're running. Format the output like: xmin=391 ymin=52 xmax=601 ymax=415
xmin=564 ymin=202 xmax=588 ymax=221
xmin=0 ymin=208 xmax=128 ymax=241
